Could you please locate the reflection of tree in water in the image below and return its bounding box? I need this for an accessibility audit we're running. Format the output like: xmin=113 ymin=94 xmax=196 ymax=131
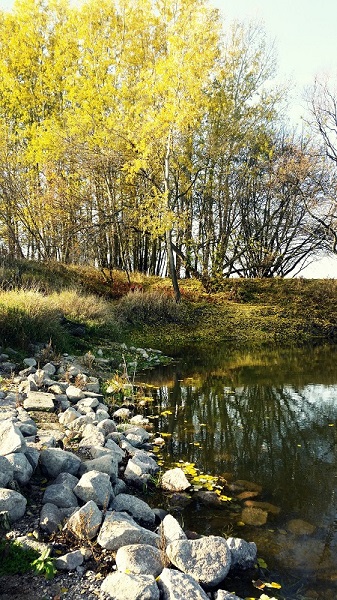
xmin=153 ymin=376 xmax=337 ymax=524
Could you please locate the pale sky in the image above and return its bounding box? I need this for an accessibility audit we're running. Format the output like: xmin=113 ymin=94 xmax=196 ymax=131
xmin=0 ymin=0 xmax=337 ymax=277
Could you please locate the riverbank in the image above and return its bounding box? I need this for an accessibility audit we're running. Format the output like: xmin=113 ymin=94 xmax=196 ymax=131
xmin=0 ymin=349 xmax=276 ymax=600
xmin=0 ymin=260 xmax=336 ymax=359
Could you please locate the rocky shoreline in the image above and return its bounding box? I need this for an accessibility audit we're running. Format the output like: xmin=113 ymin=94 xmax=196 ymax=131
xmin=0 ymin=349 xmax=266 ymax=600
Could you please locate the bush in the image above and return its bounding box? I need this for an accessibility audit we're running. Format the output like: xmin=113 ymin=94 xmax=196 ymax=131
xmin=115 ymin=290 xmax=190 ymax=325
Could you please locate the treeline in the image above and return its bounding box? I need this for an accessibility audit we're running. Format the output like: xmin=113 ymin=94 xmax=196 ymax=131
xmin=0 ymin=0 xmax=336 ymax=297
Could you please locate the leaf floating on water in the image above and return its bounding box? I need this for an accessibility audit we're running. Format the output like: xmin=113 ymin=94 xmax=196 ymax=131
xmin=257 ymin=557 xmax=268 ymax=569
xmin=266 ymin=582 xmax=282 ymax=589
xmin=328 ymin=423 xmax=335 ymax=427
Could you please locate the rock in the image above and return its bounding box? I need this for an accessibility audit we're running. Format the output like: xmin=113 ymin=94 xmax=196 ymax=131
xmin=58 ymin=407 xmax=81 ymax=425
xmin=52 ymin=473 xmax=78 ymax=492
xmin=215 ymin=592 xmax=243 ymax=600
xmin=40 ymin=447 xmax=81 ymax=478
xmin=241 ymin=507 xmax=268 ymax=526
xmin=76 ymin=397 xmax=99 ymax=411
xmin=42 ymin=362 xmax=57 ymax=376
xmin=23 ymin=391 xmax=55 ymax=411
xmin=157 ymin=568 xmax=209 ymax=600
xmin=194 ymin=490 xmax=222 ymax=507
xmin=0 ymin=419 xmax=27 ymax=455
xmin=78 ymin=455 xmax=118 ymax=481
xmin=166 ymin=535 xmax=231 ymax=586
xmin=42 ymin=483 xmax=78 ymax=508
xmin=115 ymin=544 xmax=164 ymax=577
xmin=54 ymin=550 xmax=84 ymax=571
xmin=124 ymin=452 xmax=159 ymax=488
xmin=23 ymin=357 xmax=37 ymax=368
xmin=67 ymin=500 xmax=102 ymax=540
xmin=95 ymin=409 xmax=110 ymax=422
xmin=244 ymin=500 xmax=281 ymax=515
xmin=232 ymin=480 xmax=262 ymax=493
xmin=74 ymin=470 xmax=113 ymax=509
xmin=66 ymin=385 xmax=86 ymax=402
xmin=226 ymin=537 xmax=257 ymax=569
xmin=0 ymin=455 xmax=14 ymax=487
xmin=110 ymin=494 xmax=156 ymax=526
xmin=113 ymin=408 xmax=131 ymax=420
xmin=286 ymin=519 xmax=316 ymax=535
xmin=40 ymin=502 xmax=63 ymax=534
xmin=96 ymin=419 xmax=117 ymax=436
xmin=78 ymin=424 xmax=105 ymax=449
xmin=100 ymin=439 xmax=125 ymax=462
xmin=161 ymin=514 xmax=187 ymax=545
xmin=0 ymin=488 xmax=27 ymax=522
xmin=24 ymin=445 xmax=40 ymax=470
xmin=97 ymin=511 xmax=159 ymax=551
xmin=125 ymin=426 xmax=150 ymax=443
xmin=6 ymin=452 xmax=33 ymax=485
xmin=161 ymin=468 xmax=190 ymax=492
xmin=101 ymin=572 xmax=160 ymax=600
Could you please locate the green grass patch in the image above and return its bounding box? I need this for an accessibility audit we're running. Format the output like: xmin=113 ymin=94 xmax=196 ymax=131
xmin=0 ymin=539 xmax=39 ymax=576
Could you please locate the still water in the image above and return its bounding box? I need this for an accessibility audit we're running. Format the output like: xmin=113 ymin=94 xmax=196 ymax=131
xmin=138 ymin=343 xmax=337 ymax=599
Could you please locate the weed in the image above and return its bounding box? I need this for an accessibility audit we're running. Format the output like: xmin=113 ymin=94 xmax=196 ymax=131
xmin=31 ymin=547 xmax=57 ymax=580
xmin=0 ymin=539 xmax=39 ymax=576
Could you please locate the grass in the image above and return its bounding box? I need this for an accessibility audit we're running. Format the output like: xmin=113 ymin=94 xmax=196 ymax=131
xmin=0 ymin=539 xmax=39 ymax=576
xmin=0 ymin=257 xmax=336 ymax=357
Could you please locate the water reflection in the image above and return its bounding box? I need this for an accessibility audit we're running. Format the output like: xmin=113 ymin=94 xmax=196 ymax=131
xmin=138 ymin=343 xmax=337 ymax=596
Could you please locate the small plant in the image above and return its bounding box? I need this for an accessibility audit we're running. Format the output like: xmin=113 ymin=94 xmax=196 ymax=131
xmin=0 ymin=539 xmax=39 ymax=576
xmin=31 ymin=547 xmax=57 ymax=580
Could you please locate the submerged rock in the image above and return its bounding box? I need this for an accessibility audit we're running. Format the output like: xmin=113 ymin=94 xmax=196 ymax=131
xmin=241 ymin=506 xmax=268 ymax=526
xmin=286 ymin=519 xmax=316 ymax=535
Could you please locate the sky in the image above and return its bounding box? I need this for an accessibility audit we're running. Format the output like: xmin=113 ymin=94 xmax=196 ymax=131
xmin=0 ymin=0 xmax=337 ymax=277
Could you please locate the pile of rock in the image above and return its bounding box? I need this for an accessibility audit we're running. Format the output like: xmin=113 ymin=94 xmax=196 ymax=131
xmin=0 ymin=355 xmax=257 ymax=600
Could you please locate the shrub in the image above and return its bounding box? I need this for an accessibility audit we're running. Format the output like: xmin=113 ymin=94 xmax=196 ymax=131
xmin=115 ymin=289 xmax=190 ymax=325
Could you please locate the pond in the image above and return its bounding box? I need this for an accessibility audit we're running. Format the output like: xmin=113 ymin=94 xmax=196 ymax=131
xmin=137 ymin=342 xmax=337 ymax=599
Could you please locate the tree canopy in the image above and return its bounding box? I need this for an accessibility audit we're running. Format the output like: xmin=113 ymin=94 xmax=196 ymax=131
xmin=0 ymin=0 xmax=333 ymax=295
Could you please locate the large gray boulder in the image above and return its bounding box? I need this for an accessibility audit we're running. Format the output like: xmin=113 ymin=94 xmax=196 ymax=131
xmin=124 ymin=451 xmax=159 ymax=488
xmin=42 ymin=483 xmax=78 ymax=508
xmin=110 ymin=494 xmax=156 ymax=526
xmin=0 ymin=488 xmax=27 ymax=522
xmin=157 ymin=568 xmax=209 ymax=600
xmin=226 ymin=537 xmax=257 ymax=569
xmin=0 ymin=419 xmax=27 ymax=455
xmin=74 ymin=470 xmax=113 ymax=509
xmin=97 ymin=511 xmax=159 ymax=551
xmin=67 ymin=500 xmax=102 ymax=540
xmin=78 ymin=455 xmax=118 ymax=481
xmin=101 ymin=572 xmax=160 ymax=600
xmin=166 ymin=536 xmax=231 ymax=586
xmin=6 ymin=452 xmax=33 ymax=485
xmin=115 ymin=544 xmax=164 ymax=577
xmin=0 ymin=455 xmax=14 ymax=487
xmin=40 ymin=447 xmax=81 ymax=478
xmin=40 ymin=502 xmax=63 ymax=534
